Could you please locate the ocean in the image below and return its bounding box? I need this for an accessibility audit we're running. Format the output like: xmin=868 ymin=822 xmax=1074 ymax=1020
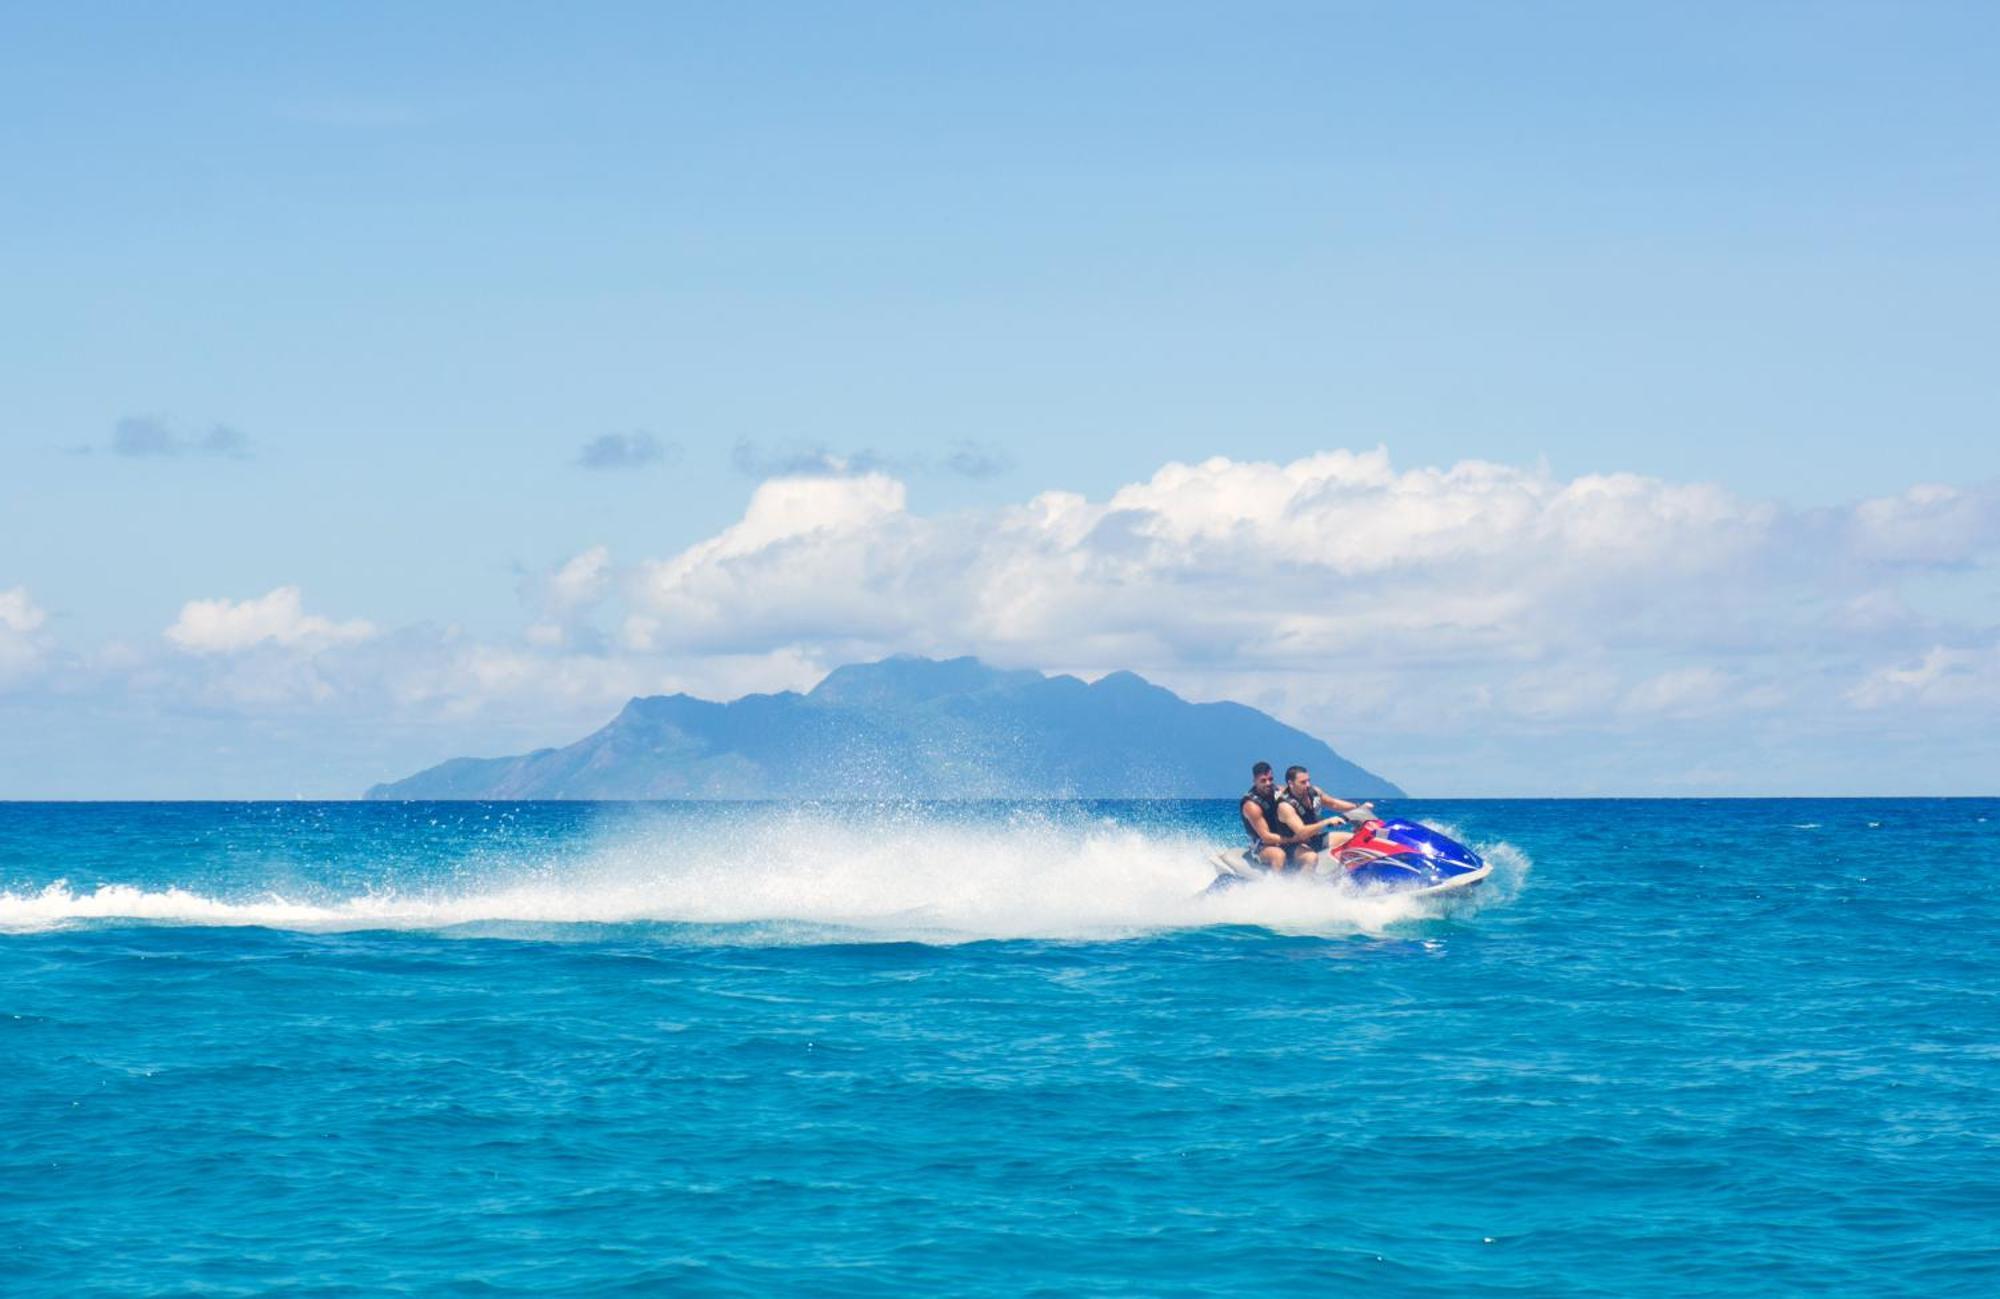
xmin=2 ymin=799 xmax=1995 ymax=1296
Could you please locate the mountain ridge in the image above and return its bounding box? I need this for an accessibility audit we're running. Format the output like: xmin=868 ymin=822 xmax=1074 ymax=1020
xmin=365 ymin=655 xmax=1404 ymax=800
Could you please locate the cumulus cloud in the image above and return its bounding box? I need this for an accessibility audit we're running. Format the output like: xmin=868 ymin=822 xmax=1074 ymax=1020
xmin=635 ymin=473 xmax=918 ymax=656
xmin=576 ymin=431 xmax=674 ymax=471
xmin=104 ymin=416 xmax=253 ymax=460
xmin=166 ymin=587 xmax=377 ymax=655
xmin=632 ymin=451 xmax=1796 ymax=670
xmin=615 ymin=452 xmax=1999 ymax=756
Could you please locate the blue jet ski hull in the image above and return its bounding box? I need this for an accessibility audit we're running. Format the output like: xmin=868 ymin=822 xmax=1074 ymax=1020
xmin=1208 ymin=818 xmax=1490 ymax=897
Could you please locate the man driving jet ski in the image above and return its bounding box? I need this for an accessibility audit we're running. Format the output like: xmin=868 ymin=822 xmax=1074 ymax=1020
xmin=1240 ymin=761 xmax=1371 ymax=873
xmin=1274 ymin=764 xmax=1376 ymax=873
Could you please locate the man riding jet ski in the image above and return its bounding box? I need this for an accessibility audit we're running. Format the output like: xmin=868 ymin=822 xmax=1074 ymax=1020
xmin=1216 ymin=761 xmax=1490 ymax=897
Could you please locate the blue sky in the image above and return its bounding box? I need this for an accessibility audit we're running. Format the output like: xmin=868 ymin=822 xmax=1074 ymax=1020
xmin=2 ymin=3 xmax=1996 ymax=796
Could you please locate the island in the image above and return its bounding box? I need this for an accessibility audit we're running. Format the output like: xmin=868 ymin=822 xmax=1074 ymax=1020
xmin=366 ymin=655 xmax=1403 ymax=800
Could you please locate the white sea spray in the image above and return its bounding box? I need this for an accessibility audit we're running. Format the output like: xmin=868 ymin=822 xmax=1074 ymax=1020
xmin=0 ymin=806 xmax=1526 ymax=942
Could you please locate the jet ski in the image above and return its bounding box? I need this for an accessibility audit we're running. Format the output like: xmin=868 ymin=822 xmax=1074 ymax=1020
xmin=1207 ymin=817 xmax=1491 ymax=897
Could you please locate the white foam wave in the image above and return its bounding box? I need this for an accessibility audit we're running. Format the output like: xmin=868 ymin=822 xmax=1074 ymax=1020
xmin=1413 ymin=817 xmax=1533 ymax=906
xmin=0 ymin=811 xmax=1529 ymax=943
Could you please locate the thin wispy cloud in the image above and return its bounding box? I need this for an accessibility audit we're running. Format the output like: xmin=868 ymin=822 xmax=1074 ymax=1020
xmin=731 ymin=438 xmax=1010 ymax=481
xmin=730 ymin=439 xmax=898 ymax=478
xmin=944 ymin=441 xmax=1012 ymax=480
xmin=576 ymin=432 xmax=675 ymax=471
xmin=198 ymin=425 xmax=250 ymax=458
xmin=83 ymin=416 xmax=254 ymax=461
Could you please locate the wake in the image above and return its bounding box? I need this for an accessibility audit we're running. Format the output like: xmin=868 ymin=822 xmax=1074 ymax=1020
xmin=0 ymin=810 xmax=1530 ymax=943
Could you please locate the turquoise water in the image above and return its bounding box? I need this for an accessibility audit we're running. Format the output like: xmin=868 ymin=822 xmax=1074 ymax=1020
xmin=3 ymin=799 xmax=1996 ymax=1296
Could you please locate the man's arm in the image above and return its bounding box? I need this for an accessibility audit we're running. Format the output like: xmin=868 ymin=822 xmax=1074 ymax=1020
xmin=1283 ymin=798 xmax=1348 ymax=835
xmin=1245 ymin=801 xmax=1295 ymax=847
xmin=1313 ymin=786 xmax=1374 ymax=821
xmin=1277 ymin=801 xmax=1341 ymax=839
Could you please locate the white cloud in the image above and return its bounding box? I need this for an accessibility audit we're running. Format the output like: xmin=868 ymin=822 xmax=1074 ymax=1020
xmin=1848 ymin=483 xmax=1999 ymax=566
xmin=1848 ymin=643 xmax=2000 ymax=710
xmin=636 ymin=473 xmax=919 ymax=654
xmin=0 ymin=587 xmax=52 ymax=683
xmin=1620 ymin=667 xmax=1741 ymax=719
xmin=515 ymin=545 xmax=620 ymax=654
xmin=624 ymin=453 xmax=1827 ymax=676
xmin=547 ymin=545 xmax=613 ymax=613
xmin=166 ymin=587 xmax=377 ymax=655
xmin=0 ymin=587 xmax=46 ymax=635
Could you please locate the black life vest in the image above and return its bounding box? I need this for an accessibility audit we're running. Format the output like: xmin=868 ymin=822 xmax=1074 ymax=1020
xmin=1240 ymin=786 xmax=1280 ymax=844
xmin=1278 ymin=788 xmax=1329 ymax=851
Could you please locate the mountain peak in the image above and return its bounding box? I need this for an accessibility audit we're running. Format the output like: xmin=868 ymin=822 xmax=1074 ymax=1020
xmin=1089 ymin=669 xmax=1172 ymax=700
xmin=806 ymin=655 xmax=1042 ymax=706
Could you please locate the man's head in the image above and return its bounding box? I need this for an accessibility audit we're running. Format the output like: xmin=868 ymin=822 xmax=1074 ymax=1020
xmin=1285 ymin=765 xmax=1311 ymax=795
xmin=1251 ymin=761 xmax=1274 ymax=792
